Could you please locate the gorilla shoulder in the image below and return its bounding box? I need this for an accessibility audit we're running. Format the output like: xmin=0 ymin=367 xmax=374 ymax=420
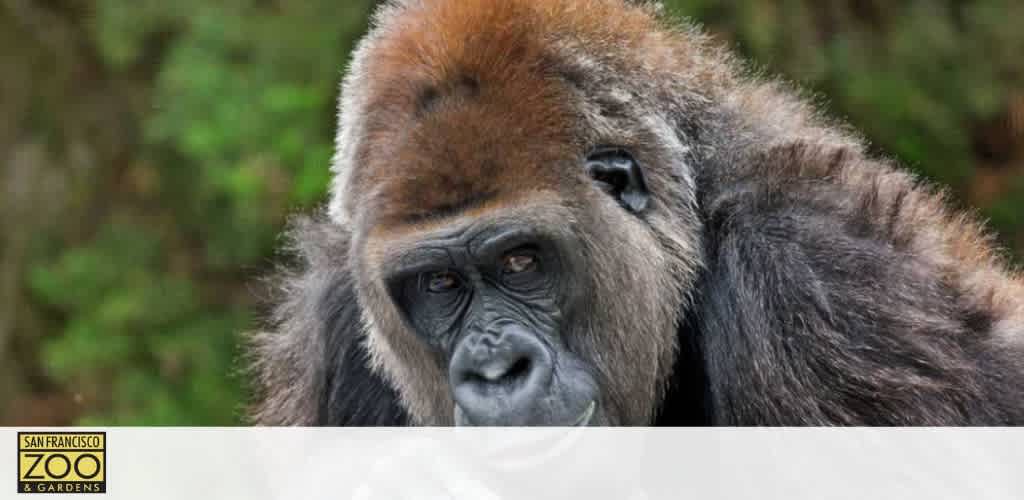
xmin=686 ymin=143 xmax=1024 ymax=424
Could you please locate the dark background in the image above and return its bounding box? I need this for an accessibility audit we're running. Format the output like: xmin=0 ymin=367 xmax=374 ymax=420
xmin=1 ymin=0 xmax=1021 ymax=425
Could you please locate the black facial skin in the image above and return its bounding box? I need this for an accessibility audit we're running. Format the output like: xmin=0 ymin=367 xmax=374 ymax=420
xmin=385 ymin=221 xmax=601 ymax=426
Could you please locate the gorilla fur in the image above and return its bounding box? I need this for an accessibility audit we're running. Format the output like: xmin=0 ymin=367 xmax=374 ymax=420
xmin=250 ymin=0 xmax=1024 ymax=425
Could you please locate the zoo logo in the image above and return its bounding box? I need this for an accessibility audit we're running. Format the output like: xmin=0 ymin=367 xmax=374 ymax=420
xmin=17 ymin=432 xmax=106 ymax=494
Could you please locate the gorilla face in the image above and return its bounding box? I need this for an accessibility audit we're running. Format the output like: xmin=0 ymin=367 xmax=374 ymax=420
xmin=365 ymin=149 xmax=655 ymax=426
xmin=384 ymin=216 xmax=598 ymax=425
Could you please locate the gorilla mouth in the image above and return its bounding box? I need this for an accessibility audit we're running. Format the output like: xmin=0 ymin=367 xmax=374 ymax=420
xmin=453 ymin=399 xmax=597 ymax=426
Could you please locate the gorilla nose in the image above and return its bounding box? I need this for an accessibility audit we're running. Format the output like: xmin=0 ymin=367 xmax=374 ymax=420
xmin=449 ymin=325 xmax=554 ymax=425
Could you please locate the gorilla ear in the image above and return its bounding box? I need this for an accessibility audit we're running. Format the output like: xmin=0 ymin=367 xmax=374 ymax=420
xmin=585 ymin=148 xmax=651 ymax=213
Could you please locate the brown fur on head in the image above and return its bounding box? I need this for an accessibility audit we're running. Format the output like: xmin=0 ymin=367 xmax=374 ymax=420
xmin=330 ymin=0 xmax=709 ymax=424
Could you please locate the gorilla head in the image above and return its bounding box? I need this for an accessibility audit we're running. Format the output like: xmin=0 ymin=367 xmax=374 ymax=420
xmin=251 ymin=0 xmax=1024 ymax=426
xmin=331 ymin=1 xmax=704 ymax=426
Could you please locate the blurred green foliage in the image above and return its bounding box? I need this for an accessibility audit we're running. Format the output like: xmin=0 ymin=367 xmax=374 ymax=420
xmin=2 ymin=0 xmax=1021 ymax=425
xmin=3 ymin=0 xmax=375 ymax=424
xmin=666 ymin=0 xmax=1024 ymax=205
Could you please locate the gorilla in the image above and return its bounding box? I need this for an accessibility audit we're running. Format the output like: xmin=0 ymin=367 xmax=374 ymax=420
xmin=249 ymin=0 xmax=1024 ymax=425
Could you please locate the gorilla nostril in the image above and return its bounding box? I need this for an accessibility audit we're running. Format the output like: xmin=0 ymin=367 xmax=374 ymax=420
xmin=464 ymin=371 xmax=486 ymax=384
xmin=504 ymin=357 xmax=531 ymax=384
xmin=465 ymin=356 xmax=532 ymax=388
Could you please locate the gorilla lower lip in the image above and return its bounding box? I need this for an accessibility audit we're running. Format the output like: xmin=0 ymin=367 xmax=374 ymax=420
xmin=573 ymin=401 xmax=596 ymax=426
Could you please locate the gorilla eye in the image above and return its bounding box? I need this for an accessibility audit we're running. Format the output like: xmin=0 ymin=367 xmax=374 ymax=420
xmin=425 ymin=271 xmax=461 ymax=293
xmin=502 ymin=253 xmax=537 ymax=275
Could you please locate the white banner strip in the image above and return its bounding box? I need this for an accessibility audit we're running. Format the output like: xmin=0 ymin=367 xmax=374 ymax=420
xmin=4 ymin=428 xmax=1023 ymax=499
